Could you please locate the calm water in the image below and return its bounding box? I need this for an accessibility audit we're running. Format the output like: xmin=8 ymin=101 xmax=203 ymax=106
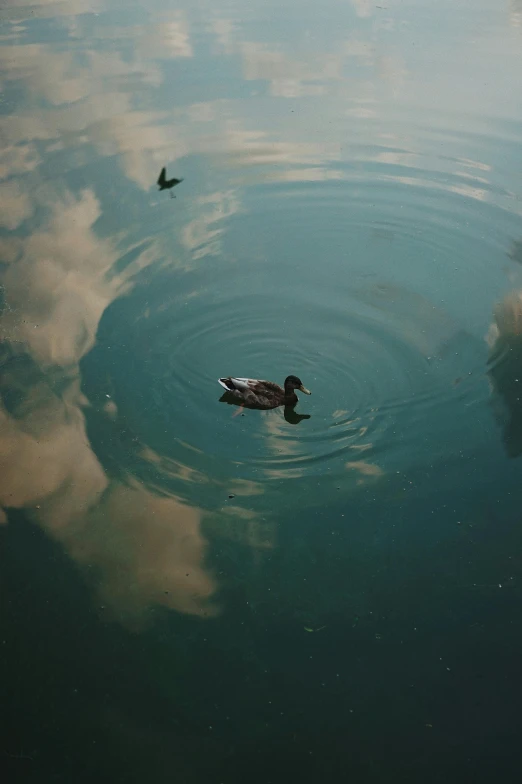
xmin=3 ymin=0 xmax=522 ymax=781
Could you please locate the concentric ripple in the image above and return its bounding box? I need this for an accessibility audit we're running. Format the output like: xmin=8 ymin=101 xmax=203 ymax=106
xmin=84 ymin=115 xmax=521 ymax=489
xmin=96 ymin=259 xmax=484 ymax=485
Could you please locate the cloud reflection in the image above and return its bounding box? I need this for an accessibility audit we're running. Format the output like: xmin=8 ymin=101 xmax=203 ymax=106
xmin=510 ymin=1 xmax=522 ymax=29
xmin=345 ymin=459 xmax=384 ymax=484
xmin=351 ymin=0 xmax=375 ymax=19
xmin=487 ymin=288 xmax=522 ymax=459
xmin=0 ymin=179 xmax=33 ymax=229
xmin=0 ymin=186 xmax=218 ymax=626
xmin=136 ymin=11 xmax=193 ymax=59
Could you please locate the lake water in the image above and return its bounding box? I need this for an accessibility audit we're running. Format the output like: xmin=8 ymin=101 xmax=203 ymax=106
xmin=3 ymin=1 xmax=522 ymax=781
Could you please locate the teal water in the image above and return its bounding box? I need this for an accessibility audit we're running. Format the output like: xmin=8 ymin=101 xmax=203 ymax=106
xmin=2 ymin=0 xmax=522 ymax=781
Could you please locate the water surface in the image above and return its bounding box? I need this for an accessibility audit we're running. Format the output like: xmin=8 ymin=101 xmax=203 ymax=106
xmin=3 ymin=1 xmax=522 ymax=781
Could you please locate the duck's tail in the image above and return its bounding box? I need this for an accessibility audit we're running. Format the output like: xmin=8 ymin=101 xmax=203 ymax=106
xmin=218 ymin=377 xmax=235 ymax=391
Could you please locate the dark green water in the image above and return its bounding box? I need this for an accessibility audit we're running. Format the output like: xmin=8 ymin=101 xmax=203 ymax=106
xmin=2 ymin=0 xmax=522 ymax=781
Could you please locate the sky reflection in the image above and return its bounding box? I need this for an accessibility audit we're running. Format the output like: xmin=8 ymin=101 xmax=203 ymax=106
xmin=2 ymin=0 xmax=522 ymax=627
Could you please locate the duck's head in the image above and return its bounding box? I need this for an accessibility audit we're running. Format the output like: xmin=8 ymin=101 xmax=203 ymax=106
xmin=284 ymin=375 xmax=311 ymax=395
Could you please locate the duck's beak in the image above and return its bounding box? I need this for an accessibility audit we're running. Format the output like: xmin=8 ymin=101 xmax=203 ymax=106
xmin=299 ymin=384 xmax=311 ymax=395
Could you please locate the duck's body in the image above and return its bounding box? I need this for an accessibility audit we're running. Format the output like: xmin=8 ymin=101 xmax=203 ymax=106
xmin=218 ymin=375 xmax=311 ymax=409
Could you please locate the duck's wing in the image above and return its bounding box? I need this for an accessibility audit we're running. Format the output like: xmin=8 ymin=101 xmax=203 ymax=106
xmin=219 ymin=377 xmax=282 ymax=392
xmin=256 ymin=380 xmax=284 ymax=394
xmin=157 ymin=167 xmax=167 ymax=186
xmin=218 ymin=377 xmax=258 ymax=392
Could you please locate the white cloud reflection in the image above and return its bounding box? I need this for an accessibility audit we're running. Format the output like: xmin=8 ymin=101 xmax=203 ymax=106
xmin=182 ymin=190 xmax=241 ymax=259
xmin=0 ymin=185 xmax=219 ymax=626
xmin=0 ymin=179 xmax=33 ymax=229
xmin=510 ymin=0 xmax=522 ymax=29
xmin=0 ymin=143 xmax=40 ymax=180
xmin=137 ymin=11 xmax=193 ymax=59
xmin=351 ymin=0 xmax=375 ymax=18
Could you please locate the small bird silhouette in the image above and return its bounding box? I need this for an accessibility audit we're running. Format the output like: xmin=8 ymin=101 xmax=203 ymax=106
xmin=157 ymin=167 xmax=183 ymax=197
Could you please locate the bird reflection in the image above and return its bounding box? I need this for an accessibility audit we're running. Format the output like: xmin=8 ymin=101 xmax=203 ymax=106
xmin=219 ymin=393 xmax=311 ymax=424
xmin=157 ymin=166 xmax=183 ymax=198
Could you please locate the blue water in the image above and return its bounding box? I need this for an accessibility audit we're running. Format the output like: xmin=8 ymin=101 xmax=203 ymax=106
xmin=2 ymin=0 xmax=522 ymax=781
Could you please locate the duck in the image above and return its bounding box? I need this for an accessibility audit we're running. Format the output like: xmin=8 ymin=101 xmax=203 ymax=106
xmin=218 ymin=375 xmax=311 ymax=409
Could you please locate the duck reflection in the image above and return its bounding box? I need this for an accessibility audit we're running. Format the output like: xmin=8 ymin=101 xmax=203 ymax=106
xmin=219 ymin=391 xmax=311 ymax=424
xmin=283 ymin=406 xmax=311 ymax=424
